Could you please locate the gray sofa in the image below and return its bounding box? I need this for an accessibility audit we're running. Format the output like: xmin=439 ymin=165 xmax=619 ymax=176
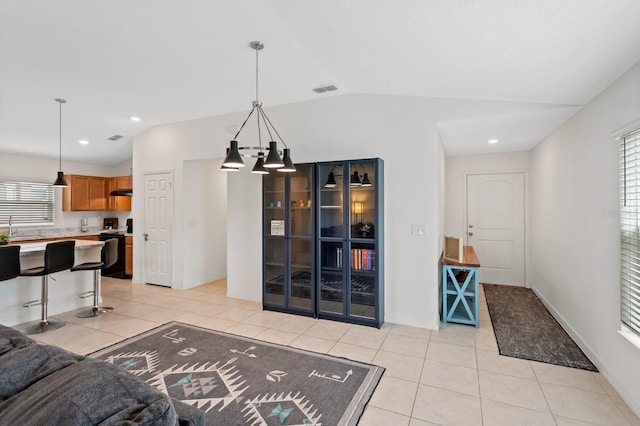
xmin=0 ymin=324 xmax=204 ymax=425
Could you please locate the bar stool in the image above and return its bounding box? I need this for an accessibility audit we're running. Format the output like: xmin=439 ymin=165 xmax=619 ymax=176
xmin=0 ymin=245 xmax=21 ymax=282
xmin=20 ymin=240 xmax=75 ymax=334
xmin=73 ymin=237 xmax=118 ymax=318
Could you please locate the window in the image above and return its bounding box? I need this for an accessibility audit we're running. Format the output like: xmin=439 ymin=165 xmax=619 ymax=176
xmin=0 ymin=179 xmax=54 ymax=227
xmin=620 ymin=128 xmax=640 ymax=337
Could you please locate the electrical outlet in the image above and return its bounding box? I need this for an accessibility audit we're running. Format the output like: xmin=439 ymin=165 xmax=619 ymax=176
xmin=411 ymin=224 xmax=426 ymax=236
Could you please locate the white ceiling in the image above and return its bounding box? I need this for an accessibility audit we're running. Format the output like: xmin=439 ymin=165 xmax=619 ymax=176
xmin=1 ymin=0 xmax=639 ymax=165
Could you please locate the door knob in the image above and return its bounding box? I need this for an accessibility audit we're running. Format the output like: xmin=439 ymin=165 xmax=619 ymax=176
xmin=143 ymin=233 xmax=149 ymax=241
xmin=468 ymin=224 xmax=474 ymax=228
xmin=468 ymin=232 xmax=474 ymax=237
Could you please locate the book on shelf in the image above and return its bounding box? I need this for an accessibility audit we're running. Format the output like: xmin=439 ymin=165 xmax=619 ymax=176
xmin=350 ymin=248 xmax=375 ymax=271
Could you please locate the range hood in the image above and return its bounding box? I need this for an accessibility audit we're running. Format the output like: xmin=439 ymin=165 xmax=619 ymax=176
xmin=110 ymin=188 xmax=133 ymax=197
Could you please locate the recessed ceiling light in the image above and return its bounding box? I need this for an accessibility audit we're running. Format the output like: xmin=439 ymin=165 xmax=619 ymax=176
xmin=78 ymin=140 xmax=89 ymax=145
xmin=130 ymin=116 xmax=141 ymax=122
xmin=488 ymin=139 xmax=499 ymax=144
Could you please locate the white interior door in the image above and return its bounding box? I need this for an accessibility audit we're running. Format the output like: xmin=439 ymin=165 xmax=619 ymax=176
xmin=144 ymin=172 xmax=173 ymax=287
xmin=466 ymin=173 xmax=525 ymax=286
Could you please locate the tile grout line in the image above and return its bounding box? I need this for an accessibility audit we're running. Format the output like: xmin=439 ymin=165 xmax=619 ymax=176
xmin=407 ymin=329 xmax=431 ymax=424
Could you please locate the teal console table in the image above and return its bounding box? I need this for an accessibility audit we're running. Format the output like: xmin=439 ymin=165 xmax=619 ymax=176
xmin=442 ymin=246 xmax=480 ymax=327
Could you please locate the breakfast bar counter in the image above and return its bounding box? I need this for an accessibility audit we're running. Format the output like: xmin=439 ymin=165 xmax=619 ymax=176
xmin=1 ymin=240 xmax=104 ymax=327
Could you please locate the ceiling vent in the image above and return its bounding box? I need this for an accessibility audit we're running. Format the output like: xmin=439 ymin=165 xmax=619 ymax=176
xmin=312 ymin=84 xmax=338 ymax=94
xmin=107 ymin=134 xmax=124 ymax=141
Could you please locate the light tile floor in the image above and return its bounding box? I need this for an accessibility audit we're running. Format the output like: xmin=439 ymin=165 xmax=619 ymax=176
xmin=25 ymin=278 xmax=640 ymax=426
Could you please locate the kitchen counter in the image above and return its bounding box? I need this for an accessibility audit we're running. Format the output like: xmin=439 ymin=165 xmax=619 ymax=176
xmin=8 ymin=226 xmax=129 ymax=242
xmin=1 ymin=239 xmax=104 ymax=327
xmin=18 ymin=239 xmax=103 ymax=253
xmin=10 ymin=232 xmax=101 ymax=242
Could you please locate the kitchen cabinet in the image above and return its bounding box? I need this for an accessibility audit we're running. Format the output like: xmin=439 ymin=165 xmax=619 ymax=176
xmin=107 ymin=176 xmax=132 ymax=211
xmin=125 ymin=235 xmax=133 ymax=276
xmin=63 ymin=175 xmax=104 ymax=211
xmin=89 ymin=177 xmax=107 ymax=210
xmin=72 ymin=235 xmax=100 ymax=241
xmin=62 ymin=175 xmax=90 ymax=211
xmin=63 ymin=174 xmax=131 ymax=212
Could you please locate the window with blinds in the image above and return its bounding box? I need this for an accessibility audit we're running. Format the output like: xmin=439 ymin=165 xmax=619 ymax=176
xmin=620 ymin=128 xmax=640 ymax=337
xmin=0 ymin=179 xmax=54 ymax=226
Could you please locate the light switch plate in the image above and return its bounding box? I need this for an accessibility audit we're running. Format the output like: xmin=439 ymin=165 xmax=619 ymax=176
xmin=411 ymin=224 xmax=426 ymax=236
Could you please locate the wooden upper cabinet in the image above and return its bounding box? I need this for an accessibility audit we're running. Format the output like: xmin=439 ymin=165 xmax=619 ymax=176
xmin=89 ymin=177 xmax=106 ymax=211
xmin=62 ymin=175 xmax=90 ymax=211
xmin=109 ymin=175 xmax=132 ymax=211
xmin=116 ymin=175 xmax=132 ymax=190
xmin=63 ymin=174 xmax=132 ymax=212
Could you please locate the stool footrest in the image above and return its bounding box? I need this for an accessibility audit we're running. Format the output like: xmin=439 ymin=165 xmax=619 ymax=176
xmin=79 ymin=291 xmax=95 ymax=299
xmin=22 ymin=300 xmax=42 ymax=308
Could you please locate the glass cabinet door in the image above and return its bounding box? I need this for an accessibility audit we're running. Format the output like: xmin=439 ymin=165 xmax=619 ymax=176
xmin=290 ymin=239 xmax=312 ymax=310
xmin=264 ymin=158 xmax=383 ymax=328
xmin=264 ymin=238 xmax=286 ymax=306
xmin=349 ymin=241 xmax=376 ymax=319
xmin=319 ymin=240 xmax=344 ymax=314
xmin=319 ymin=163 xmax=344 ymax=237
xmin=349 ymin=162 xmax=376 ymax=240
xmin=290 ymin=166 xmax=313 ymax=237
xmin=318 ymin=163 xmax=345 ymax=315
xmin=348 ymin=161 xmax=377 ymax=319
xmin=263 ymin=164 xmax=314 ymax=314
xmin=264 ymin=175 xmax=285 ymax=236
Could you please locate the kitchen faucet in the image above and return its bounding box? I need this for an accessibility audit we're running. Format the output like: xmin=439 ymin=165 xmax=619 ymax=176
xmin=8 ymin=215 xmax=13 ymax=238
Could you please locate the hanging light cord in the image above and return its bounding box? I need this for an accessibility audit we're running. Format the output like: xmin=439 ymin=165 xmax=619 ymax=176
xmin=233 ymin=106 xmax=256 ymax=140
xmin=257 ymin=105 xmax=263 ymax=149
xmin=255 ymin=45 xmax=259 ymax=105
xmin=58 ymin=100 xmax=63 ymax=170
xmin=254 ymin=43 xmax=288 ymax=149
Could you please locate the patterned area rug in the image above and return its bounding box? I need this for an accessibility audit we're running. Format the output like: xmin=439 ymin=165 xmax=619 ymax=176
xmin=90 ymin=322 xmax=384 ymax=425
xmin=483 ymin=284 xmax=597 ymax=371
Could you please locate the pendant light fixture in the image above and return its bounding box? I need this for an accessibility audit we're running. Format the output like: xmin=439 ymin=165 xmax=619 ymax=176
xmin=251 ymin=152 xmax=269 ymax=174
xmin=222 ymin=41 xmax=295 ymax=174
xmin=52 ymin=98 xmax=69 ymax=187
xmin=220 ymin=148 xmax=239 ymax=172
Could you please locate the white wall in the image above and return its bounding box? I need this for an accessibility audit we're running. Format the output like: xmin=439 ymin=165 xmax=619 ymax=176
xmin=445 ymin=151 xmax=532 ymax=285
xmin=133 ymin=94 xmax=447 ymax=327
xmin=226 ymin=168 xmax=262 ymax=301
xmin=0 ymin=153 xmax=132 ymax=233
xmin=132 ymin=93 xmax=567 ymax=329
xmin=110 ymin=159 xmax=133 ymax=177
xmin=182 ymin=158 xmax=228 ymax=289
xmin=530 ymin=61 xmax=640 ymax=415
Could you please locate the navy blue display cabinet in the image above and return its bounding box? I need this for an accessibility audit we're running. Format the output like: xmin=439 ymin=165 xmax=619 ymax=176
xmin=317 ymin=158 xmax=384 ymax=328
xmin=262 ymin=163 xmax=316 ymax=317
xmin=263 ymin=158 xmax=384 ymax=328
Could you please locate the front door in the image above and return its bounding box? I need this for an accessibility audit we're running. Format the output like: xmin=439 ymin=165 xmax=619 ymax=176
xmin=144 ymin=172 xmax=173 ymax=287
xmin=466 ymin=173 xmax=525 ymax=286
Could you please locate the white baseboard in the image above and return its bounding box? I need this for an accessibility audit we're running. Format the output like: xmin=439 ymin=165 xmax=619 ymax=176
xmin=531 ymin=285 xmax=640 ymax=419
xmin=384 ymin=315 xmax=440 ymax=331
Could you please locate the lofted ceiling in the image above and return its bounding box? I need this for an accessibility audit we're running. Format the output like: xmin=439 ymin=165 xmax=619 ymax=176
xmin=1 ymin=0 xmax=639 ymax=166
